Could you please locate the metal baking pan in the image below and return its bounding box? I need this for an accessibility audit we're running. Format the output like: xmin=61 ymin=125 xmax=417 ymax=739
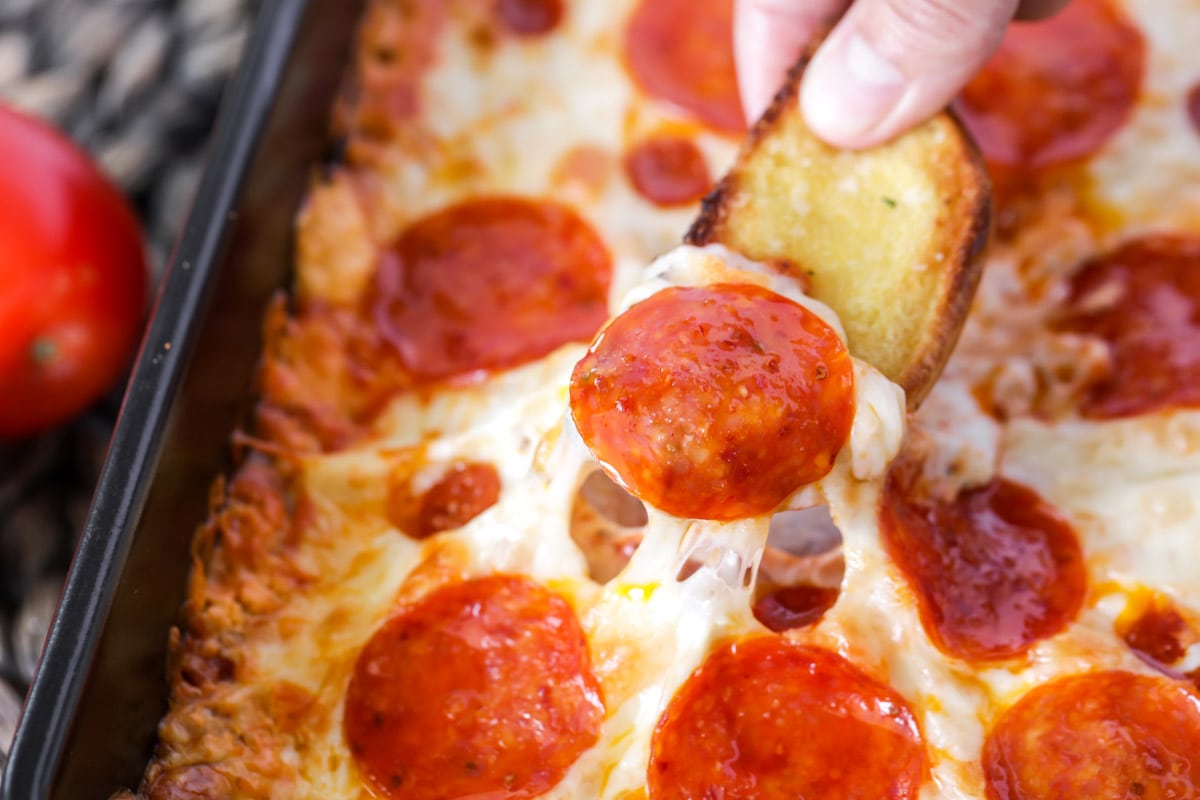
xmin=2 ymin=0 xmax=363 ymax=796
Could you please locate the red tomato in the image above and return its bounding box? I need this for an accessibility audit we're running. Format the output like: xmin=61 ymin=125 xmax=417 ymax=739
xmin=0 ymin=104 xmax=147 ymax=438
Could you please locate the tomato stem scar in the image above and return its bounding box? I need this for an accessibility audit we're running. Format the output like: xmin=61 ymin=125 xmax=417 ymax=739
xmin=30 ymin=337 xmax=57 ymax=365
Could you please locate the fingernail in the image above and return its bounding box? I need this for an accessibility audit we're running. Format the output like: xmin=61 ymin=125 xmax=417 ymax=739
xmin=800 ymin=32 xmax=905 ymax=146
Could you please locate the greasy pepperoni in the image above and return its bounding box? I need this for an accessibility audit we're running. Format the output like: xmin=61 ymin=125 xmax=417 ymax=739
xmin=1125 ymin=604 xmax=1190 ymax=666
xmin=570 ymin=283 xmax=855 ymax=520
xmin=957 ymin=0 xmax=1144 ymax=170
xmin=1188 ymin=82 xmax=1200 ymax=137
xmin=371 ymin=197 xmax=611 ymax=383
xmin=344 ymin=575 xmax=603 ymax=799
xmin=625 ymin=0 xmax=744 ymax=133
xmin=752 ymin=584 xmax=838 ymax=632
xmin=649 ymin=638 xmax=926 ymax=799
xmin=1054 ymin=235 xmax=1200 ymax=419
xmin=983 ymin=671 xmax=1200 ymax=800
xmin=417 ymin=462 xmax=501 ymax=538
xmin=880 ymin=467 xmax=1087 ymax=661
xmin=624 ymin=136 xmax=712 ymax=207
xmin=496 ymin=0 xmax=563 ymax=35
xmin=1118 ymin=598 xmax=1200 ymax=692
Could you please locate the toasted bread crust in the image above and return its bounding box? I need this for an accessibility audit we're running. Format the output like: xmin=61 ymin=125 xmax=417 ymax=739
xmin=686 ymin=57 xmax=991 ymax=408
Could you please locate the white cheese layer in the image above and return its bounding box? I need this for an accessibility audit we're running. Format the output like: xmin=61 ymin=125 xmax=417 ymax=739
xmin=235 ymin=0 xmax=1200 ymax=797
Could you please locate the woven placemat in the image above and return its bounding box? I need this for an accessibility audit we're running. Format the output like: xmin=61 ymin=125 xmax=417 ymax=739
xmin=0 ymin=0 xmax=259 ymax=768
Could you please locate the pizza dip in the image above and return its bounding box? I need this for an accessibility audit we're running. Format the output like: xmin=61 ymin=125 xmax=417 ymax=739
xmin=117 ymin=0 xmax=1200 ymax=798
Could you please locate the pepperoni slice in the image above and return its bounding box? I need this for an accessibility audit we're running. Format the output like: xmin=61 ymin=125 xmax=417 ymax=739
xmin=752 ymin=584 xmax=838 ymax=632
xmin=983 ymin=671 xmax=1200 ymax=799
xmin=1124 ymin=602 xmax=1190 ymax=666
xmin=649 ymin=638 xmax=927 ymax=799
xmin=386 ymin=462 xmax=502 ymax=538
xmin=1188 ymin=82 xmax=1200 ymax=138
xmin=880 ymin=465 xmax=1087 ymax=661
xmin=1118 ymin=597 xmax=1200 ymax=690
xmin=1053 ymin=234 xmax=1200 ymax=419
xmin=624 ymin=136 xmax=712 ymax=207
xmin=570 ymin=283 xmax=855 ymax=520
xmin=956 ymin=0 xmax=1144 ymax=170
xmin=496 ymin=0 xmax=563 ymax=36
xmin=344 ymin=575 xmax=604 ymax=799
xmin=416 ymin=462 xmax=501 ymax=538
xmin=625 ymin=0 xmax=744 ymax=133
xmin=370 ymin=197 xmax=611 ymax=383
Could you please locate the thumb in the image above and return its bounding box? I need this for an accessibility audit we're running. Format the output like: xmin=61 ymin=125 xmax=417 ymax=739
xmin=799 ymin=0 xmax=1021 ymax=148
xmin=735 ymin=0 xmax=850 ymax=122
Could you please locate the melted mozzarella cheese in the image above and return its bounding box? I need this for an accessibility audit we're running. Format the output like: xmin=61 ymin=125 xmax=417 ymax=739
xmin=204 ymin=0 xmax=1200 ymax=797
xmin=1085 ymin=0 xmax=1200 ymax=230
xmin=557 ymin=514 xmax=768 ymax=797
xmin=548 ymin=242 xmax=916 ymax=795
xmin=362 ymin=0 xmax=740 ymax=316
xmin=1003 ymin=413 xmax=1200 ymax=599
xmin=628 ymin=243 xmax=849 ymax=340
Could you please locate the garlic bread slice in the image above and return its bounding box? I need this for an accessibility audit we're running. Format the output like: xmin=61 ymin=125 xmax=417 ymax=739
xmin=686 ymin=60 xmax=991 ymax=408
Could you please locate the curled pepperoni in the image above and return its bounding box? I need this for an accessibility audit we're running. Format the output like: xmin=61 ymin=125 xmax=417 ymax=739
xmin=983 ymin=671 xmax=1200 ymax=800
xmin=624 ymin=136 xmax=712 ymax=207
xmin=957 ymin=0 xmax=1144 ymax=170
xmin=752 ymin=584 xmax=838 ymax=632
xmin=880 ymin=466 xmax=1086 ymax=661
xmin=417 ymin=462 xmax=501 ymax=538
xmin=344 ymin=575 xmax=603 ymax=799
xmin=753 ymin=508 xmax=844 ymax=631
xmin=625 ymin=0 xmax=744 ymax=133
xmin=1054 ymin=234 xmax=1200 ymax=419
xmin=371 ymin=197 xmax=611 ymax=383
xmin=495 ymin=0 xmax=563 ymax=35
xmin=1124 ymin=602 xmax=1190 ymax=666
xmin=386 ymin=461 xmax=502 ymax=539
xmin=1119 ymin=597 xmax=1200 ymax=690
xmin=570 ymin=283 xmax=855 ymax=520
xmin=649 ymin=638 xmax=926 ymax=799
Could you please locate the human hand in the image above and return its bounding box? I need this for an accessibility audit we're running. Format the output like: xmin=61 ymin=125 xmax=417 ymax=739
xmin=734 ymin=0 xmax=1071 ymax=148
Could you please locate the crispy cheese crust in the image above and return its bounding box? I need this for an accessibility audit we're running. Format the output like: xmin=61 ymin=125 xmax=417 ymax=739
xmin=122 ymin=0 xmax=1200 ymax=798
xmin=123 ymin=459 xmax=315 ymax=799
